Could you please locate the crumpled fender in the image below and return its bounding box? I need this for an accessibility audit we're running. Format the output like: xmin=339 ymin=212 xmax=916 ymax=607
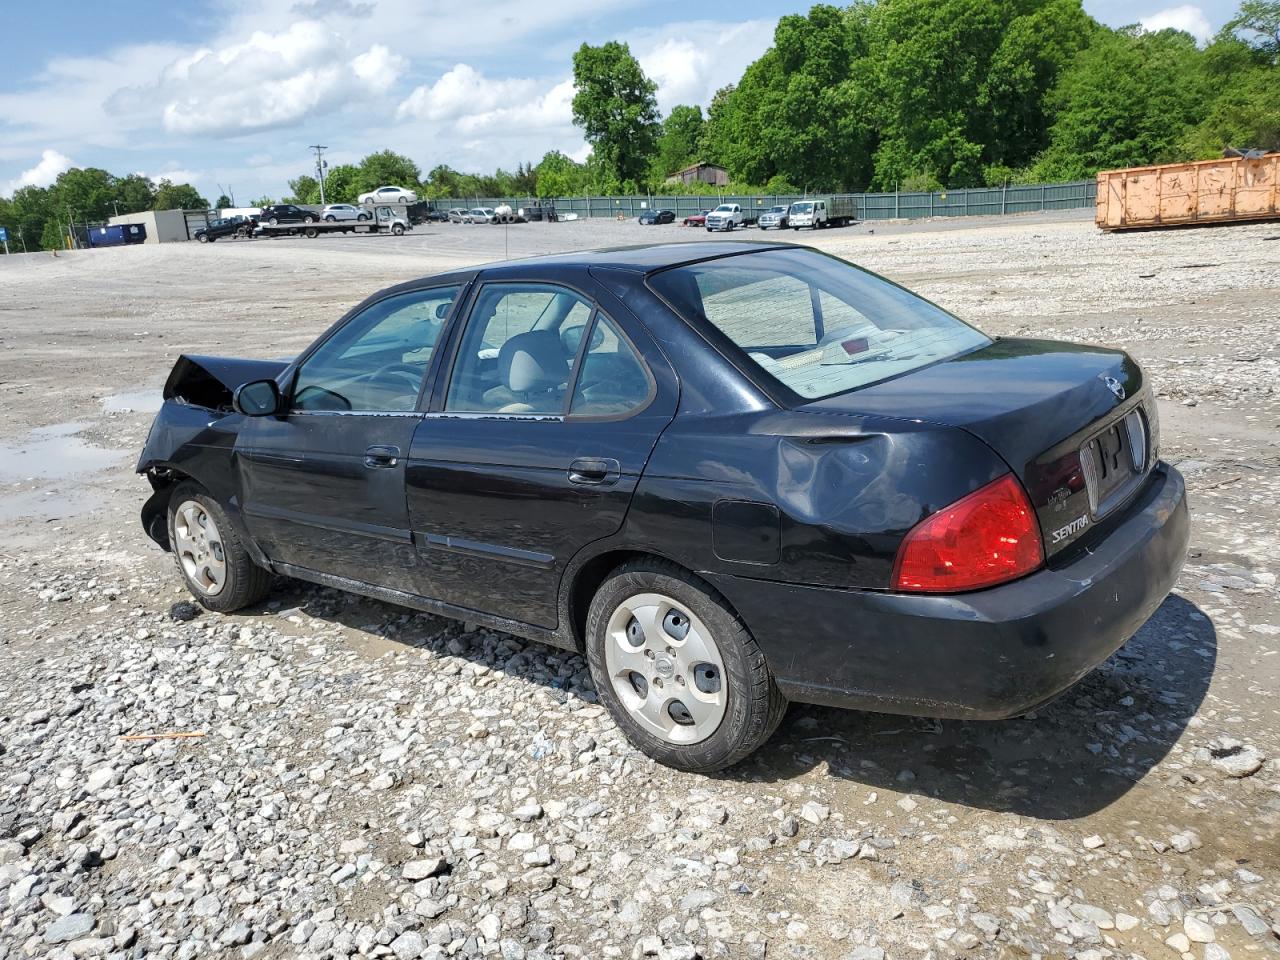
xmin=163 ymin=354 xmax=291 ymax=411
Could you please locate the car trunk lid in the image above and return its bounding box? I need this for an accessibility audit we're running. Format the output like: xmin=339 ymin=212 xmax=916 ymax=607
xmin=804 ymin=338 xmax=1157 ymax=557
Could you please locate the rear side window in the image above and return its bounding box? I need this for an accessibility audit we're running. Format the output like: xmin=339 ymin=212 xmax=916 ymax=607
xmin=569 ymin=314 xmax=651 ymax=417
xmin=649 ymin=248 xmax=990 ymax=401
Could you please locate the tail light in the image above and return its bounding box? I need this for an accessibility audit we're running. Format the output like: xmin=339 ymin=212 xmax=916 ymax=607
xmin=893 ymin=474 xmax=1043 ymax=593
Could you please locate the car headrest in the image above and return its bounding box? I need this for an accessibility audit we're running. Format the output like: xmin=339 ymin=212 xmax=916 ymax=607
xmin=499 ymin=330 xmax=568 ymax=394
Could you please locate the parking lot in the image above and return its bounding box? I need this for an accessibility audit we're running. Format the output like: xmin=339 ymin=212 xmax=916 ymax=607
xmin=0 ymin=212 xmax=1278 ymax=959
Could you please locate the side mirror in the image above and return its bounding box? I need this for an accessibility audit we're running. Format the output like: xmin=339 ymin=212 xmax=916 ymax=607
xmin=233 ymin=379 xmax=281 ymax=416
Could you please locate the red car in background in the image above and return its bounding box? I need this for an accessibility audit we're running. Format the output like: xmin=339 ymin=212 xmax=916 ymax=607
xmin=683 ymin=210 xmax=711 ymax=227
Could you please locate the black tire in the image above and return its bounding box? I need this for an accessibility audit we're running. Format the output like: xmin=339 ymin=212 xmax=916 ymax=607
xmin=166 ymin=482 xmax=272 ymax=614
xmin=391 ymin=223 xmax=405 ymax=236
xmin=585 ymin=560 xmax=787 ymax=773
xmin=358 ymin=213 xmax=371 ymax=222
xmin=268 ymin=217 xmax=279 ymax=226
xmin=304 ymin=215 xmax=317 ymax=223
xmin=197 ymin=233 xmax=209 ymax=243
xmin=303 ymin=227 xmax=318 ymax=238
xmin=325 ymin=215 xmax=336 ymax=222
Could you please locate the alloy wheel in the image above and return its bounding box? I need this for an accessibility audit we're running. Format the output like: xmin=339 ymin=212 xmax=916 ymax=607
xmin=172 ymin=500 xmax=226 ymax=596
xmin=604 ymin=592 xmax=727 ymax=744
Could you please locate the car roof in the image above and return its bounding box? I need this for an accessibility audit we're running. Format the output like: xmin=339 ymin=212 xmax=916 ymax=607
xmin=480 ymin=240 xmax=795 ymax=275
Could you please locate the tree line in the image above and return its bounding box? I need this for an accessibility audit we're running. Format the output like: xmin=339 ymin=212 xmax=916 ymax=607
xmin=3 ymin=0 xmax=1276 ymax=250
xmin=299 ymin=0 xmax=1277 ymax=202
xmin=0 ymin=171 xmax=208 ymax=251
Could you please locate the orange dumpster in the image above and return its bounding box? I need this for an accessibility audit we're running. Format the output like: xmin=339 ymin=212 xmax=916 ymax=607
xmin=1095 ymin=153 xmax=1279 ymax=231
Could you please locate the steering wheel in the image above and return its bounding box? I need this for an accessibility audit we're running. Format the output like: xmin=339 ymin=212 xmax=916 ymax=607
xmin=361 ymin=363 xmax=424 ymax=396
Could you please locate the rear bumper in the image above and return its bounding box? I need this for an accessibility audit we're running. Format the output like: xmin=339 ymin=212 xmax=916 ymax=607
xmin=707 ymin=463 xmax=1189 ymax=720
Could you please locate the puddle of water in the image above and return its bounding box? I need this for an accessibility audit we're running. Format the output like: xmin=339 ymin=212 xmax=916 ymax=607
xmin=0 ymin=422 xmax=126 ymax=483
xmin=102 ymin=389 xmax=163 ymax=414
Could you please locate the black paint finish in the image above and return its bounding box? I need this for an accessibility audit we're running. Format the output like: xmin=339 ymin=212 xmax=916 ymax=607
xmin=138 ymin=241 xmax=1188 ymax=719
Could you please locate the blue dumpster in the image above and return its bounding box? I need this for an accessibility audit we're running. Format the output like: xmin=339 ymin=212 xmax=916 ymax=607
xmin=88 ymin=224 xmax=147 ymax=247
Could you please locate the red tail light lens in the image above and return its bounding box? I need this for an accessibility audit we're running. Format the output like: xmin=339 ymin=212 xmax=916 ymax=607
xmin=893 ymin=474 xmax=1043 ymax=593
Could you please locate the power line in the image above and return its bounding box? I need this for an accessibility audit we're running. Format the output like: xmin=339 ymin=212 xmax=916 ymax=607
xmin=309 ymin=145 xmax=329 ymax=205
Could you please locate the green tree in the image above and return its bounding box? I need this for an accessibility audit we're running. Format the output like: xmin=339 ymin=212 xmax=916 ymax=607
xmin=358 ymin=150 xmax=421 ymax=192
xmin=116 ymin=174 xmax=156 ymax=213
xmin=51 ymin=168 xmax=118 ymax=222
xmin=571 ymin=41 xmax=660 ymax=188
xmin=1183 ymin=24 xmax=1280 ymax=154
xmin=652 ymin=105 xmax=705 ymax=181
xmin=153 ymin=180 xmax=209 ymax=210
xmin=1030 ymin=26 xmax=1208 ymax=180
xmin=1228 ymin=0 xmax=1280 ymax=61
xmin=287 ymin=175 xmax=321 ymax=204
xmin=534 ymin=151 xmax=584 ymax=197
xmin=214 ymin=193 xmax=233 ymax=209
xmin=322 ymin=164 xmax=363 ymax=203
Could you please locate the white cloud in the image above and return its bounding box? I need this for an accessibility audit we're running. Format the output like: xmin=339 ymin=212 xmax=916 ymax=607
xmin=2 ymin=149 xmax=74 ymax=194
xmin=156 ymin=21 xmax=407 ymax=135
xmin=396 ymin=65 xmax=541 ymax=123
xmin=1140 ymin=5 xmax=1213 ymax=43
xmin=148 ymin=168 xmax=202 ymax=186
xmin=635 ymin=19 xmax=777 ymax=115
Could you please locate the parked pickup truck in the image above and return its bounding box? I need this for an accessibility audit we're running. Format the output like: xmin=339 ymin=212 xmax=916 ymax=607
xmin=788 ymin=196 xmax=857 ymax=229
xmin=705 ymin=203 xmax=745 ymax=232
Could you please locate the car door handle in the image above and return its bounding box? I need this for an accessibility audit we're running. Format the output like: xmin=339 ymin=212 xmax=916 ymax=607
xmin=568 ymin=457 xmax=619 ymax=485
xmin=364 ymin=445 xmax=401 ymax=468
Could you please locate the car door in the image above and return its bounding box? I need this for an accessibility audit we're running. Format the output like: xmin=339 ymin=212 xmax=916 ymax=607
xmin=235 ymin=283 xmax=465 ymax=593
xmin=405 ymin=279 xmax=677 ymax=627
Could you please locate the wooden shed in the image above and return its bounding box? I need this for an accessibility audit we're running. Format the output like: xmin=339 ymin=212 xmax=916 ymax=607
xmin=1095 ymin=153 xmax=1279 ymax=231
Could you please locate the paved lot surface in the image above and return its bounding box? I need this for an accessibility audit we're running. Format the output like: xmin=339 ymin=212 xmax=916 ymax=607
xmin=0 ymin=212 xmax=1278 ymax=960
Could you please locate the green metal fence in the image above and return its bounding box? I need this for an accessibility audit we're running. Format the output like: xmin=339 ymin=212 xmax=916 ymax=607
xmin=443 ymin=180 xmax=1096 ymax=222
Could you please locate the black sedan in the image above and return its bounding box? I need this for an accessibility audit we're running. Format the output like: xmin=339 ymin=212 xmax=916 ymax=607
xmin=137 ymin=242 xmax=1188 ymax=772
xmin=639 ymin=209 xmax=675 ymax=225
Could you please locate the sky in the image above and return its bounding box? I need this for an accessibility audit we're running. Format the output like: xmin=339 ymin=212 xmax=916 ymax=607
xmin=0 ymin=0 xmax=1244 ymax=203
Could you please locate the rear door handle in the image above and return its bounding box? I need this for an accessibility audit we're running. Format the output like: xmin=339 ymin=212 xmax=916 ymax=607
xmin=364 ymin=445 xmax=401 ymax=468
xmin=569 ymin=457 xmax=620 ymax=485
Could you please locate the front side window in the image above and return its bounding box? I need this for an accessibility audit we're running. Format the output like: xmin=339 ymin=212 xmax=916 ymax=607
xmin=291 ymin=286 xmax=459 ymax=412
xmin=649 ymin=248 xmax=990 ymax=401
xmin=446 ymin=283 xmax=594 ymax=415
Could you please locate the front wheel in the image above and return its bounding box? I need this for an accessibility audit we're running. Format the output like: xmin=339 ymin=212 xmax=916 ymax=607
xmin=167 ymin=483 xmax=273 ymax=613
xmin=197 ymin=234 xmax=209 ymax=242
xmin=391 ymin=223 xmax=405 ymax=235
xmin=585 ymin=561 xmax=787 ymax=773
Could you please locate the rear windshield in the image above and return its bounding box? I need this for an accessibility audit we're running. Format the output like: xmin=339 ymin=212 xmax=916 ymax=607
xmin=648 ymin=248 xmax=991 ymax=401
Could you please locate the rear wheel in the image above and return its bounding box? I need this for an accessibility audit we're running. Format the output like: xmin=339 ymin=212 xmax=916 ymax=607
xmin=325 ymin=215 xmax=336 ymax=222
xmin=586 ymin=561 xmax=787 ymax=773
xmin=167 ymin=483 xmax=272 ymax=613
xmin=358 ymin=213 xmax=371 ymax=222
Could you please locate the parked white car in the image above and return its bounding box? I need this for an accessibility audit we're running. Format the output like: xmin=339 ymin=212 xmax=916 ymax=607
xmin=321 ymin=204 xmax=371 ymax=222
xmin=465 ymin=207 xmax=496 ymax=223
xmin=357 ymin=185 xmax=418 ymax=204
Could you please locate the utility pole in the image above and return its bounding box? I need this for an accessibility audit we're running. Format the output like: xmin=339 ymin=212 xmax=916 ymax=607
xmin=309 ymin=145 xmax=329 ymax=204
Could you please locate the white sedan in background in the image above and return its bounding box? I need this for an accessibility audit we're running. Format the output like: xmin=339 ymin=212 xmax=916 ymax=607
xmin=321 ymin=204 xmax=371 ymax=222
xmin=358 ymin=185 xmax=418 ymax=204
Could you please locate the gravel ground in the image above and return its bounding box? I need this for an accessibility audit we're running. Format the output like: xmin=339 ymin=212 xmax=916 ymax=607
xmin=0 ymin=212 xmax=1278 ymax=960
